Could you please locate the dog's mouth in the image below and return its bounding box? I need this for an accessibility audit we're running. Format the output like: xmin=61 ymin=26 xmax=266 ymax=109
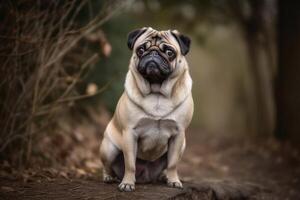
xmin=137 ymin=50 xmax=172 ymax=84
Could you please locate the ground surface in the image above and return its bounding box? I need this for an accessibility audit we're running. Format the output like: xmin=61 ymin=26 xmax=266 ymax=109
xmin=1 ymin=128 xmax=300 ymax=199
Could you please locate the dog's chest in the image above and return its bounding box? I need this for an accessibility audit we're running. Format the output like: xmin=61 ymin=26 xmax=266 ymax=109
xmin=134 ymin=118 xmax=178 ymax=161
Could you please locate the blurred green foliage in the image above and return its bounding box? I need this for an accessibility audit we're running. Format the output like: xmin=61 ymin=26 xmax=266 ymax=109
xmin=85 ymin=15 xmax=136 ymax=112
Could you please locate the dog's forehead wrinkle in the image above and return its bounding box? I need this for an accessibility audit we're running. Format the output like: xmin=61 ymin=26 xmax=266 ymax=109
xmin=142 ymin=31 xmax=176 ymax=49
xmin=143 ymin=29 xmax=157 ymax=41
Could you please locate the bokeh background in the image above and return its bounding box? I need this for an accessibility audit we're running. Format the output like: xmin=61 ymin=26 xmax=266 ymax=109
xmin=90 ymin=0 xmax=278 ymax=137
xmin=1 ymin=0 xmax=300 ymax=199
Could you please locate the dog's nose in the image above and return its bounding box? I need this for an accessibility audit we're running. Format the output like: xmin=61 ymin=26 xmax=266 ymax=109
xmin=146 ymin=61 xmax=158 ymax=68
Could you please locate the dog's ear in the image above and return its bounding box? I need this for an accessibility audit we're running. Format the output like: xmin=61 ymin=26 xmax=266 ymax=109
xmin=171 ymin=30 xmax=191 ymax=55
xmin=127 ymin=28 xmax=147 ymax=50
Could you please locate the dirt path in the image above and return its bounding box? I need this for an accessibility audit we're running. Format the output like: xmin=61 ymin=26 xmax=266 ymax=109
xmin=0 ymin=178 xmax=187 ymax=200
xmin=0 ymin=178 xmax=273 ymax=200
xmin=1 ymin=128 xmax=299 ymax=199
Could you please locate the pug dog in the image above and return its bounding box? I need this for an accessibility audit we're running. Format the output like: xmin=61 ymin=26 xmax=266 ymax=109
xmin=100 ymin=27 xmax=193 ymax=192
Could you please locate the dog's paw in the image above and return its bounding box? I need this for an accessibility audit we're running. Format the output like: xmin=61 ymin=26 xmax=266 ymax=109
xmin=118 ymin=182 xmax=135 ymax=192
xmin=167 ymin=180 xmax=183 ymax=189
xmin=103 ymin=174 xmax=117 ymax=183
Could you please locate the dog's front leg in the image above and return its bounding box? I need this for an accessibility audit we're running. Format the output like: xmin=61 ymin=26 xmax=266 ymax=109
xmin=119 ymin=129 xmax=137 ymax=192
xmin=165 ymin=132 xmax=185 ymax=189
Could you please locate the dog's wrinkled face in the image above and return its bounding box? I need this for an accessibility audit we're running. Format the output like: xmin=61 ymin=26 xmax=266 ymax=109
xmin=128 ymin=27 xmax=191 ymax=84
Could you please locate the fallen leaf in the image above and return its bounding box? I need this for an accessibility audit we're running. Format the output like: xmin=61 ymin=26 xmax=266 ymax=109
xmin=101 ymin=42 xmax=112 ymax=57
xmin=86 ymin=83 xmax=98 ymax=96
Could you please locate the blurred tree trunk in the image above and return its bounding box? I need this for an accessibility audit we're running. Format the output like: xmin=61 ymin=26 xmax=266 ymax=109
xmin=276 ymin=1 xmax=300 ymax=142
xmin=230 ymin=0 xmax=276 ymax=135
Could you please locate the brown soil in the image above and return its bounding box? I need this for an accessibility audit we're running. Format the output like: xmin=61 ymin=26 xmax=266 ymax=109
xmin=1 ymin=128 xmax=300 ymax=199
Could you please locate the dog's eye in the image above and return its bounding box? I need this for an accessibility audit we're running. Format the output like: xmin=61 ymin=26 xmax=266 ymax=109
xmin=137 ymin=47 xmax=145 ymax=56
xmin=165 ymin=49 xmax=174 ymax=58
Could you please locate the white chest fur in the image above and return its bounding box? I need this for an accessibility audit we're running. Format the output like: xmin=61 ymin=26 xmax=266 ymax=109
xmin=124 ymin=69 xmax=192 ymax=118
xmin=134 ymin=118 xmax=178 ymax=161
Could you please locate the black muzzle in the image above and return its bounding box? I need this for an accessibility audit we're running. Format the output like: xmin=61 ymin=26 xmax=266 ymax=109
xmin=137 ymin=50 xmax=172 ymax=84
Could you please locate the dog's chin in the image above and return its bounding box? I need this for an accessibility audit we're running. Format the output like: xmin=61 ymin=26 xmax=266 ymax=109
xmin=144 ymin=75 xmax=165 ymax=84
xmin=140 ymin=75 xmax=163 ymax=93
xmin=139 ymin=70 xmax=167 ymax=88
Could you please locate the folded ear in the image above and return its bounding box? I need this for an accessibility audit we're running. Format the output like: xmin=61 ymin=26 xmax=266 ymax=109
xmin=127 ymin=28 xmax=148 ymax=50
xmin=171 ymin=30 xmax=191 ymax=55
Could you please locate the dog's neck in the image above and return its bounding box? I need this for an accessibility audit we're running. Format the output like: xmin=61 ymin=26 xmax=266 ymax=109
xmin=124 ymin=69 xmax=192 ymax=117
xmin=150 ymin=84 xmax=161 ymax=94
